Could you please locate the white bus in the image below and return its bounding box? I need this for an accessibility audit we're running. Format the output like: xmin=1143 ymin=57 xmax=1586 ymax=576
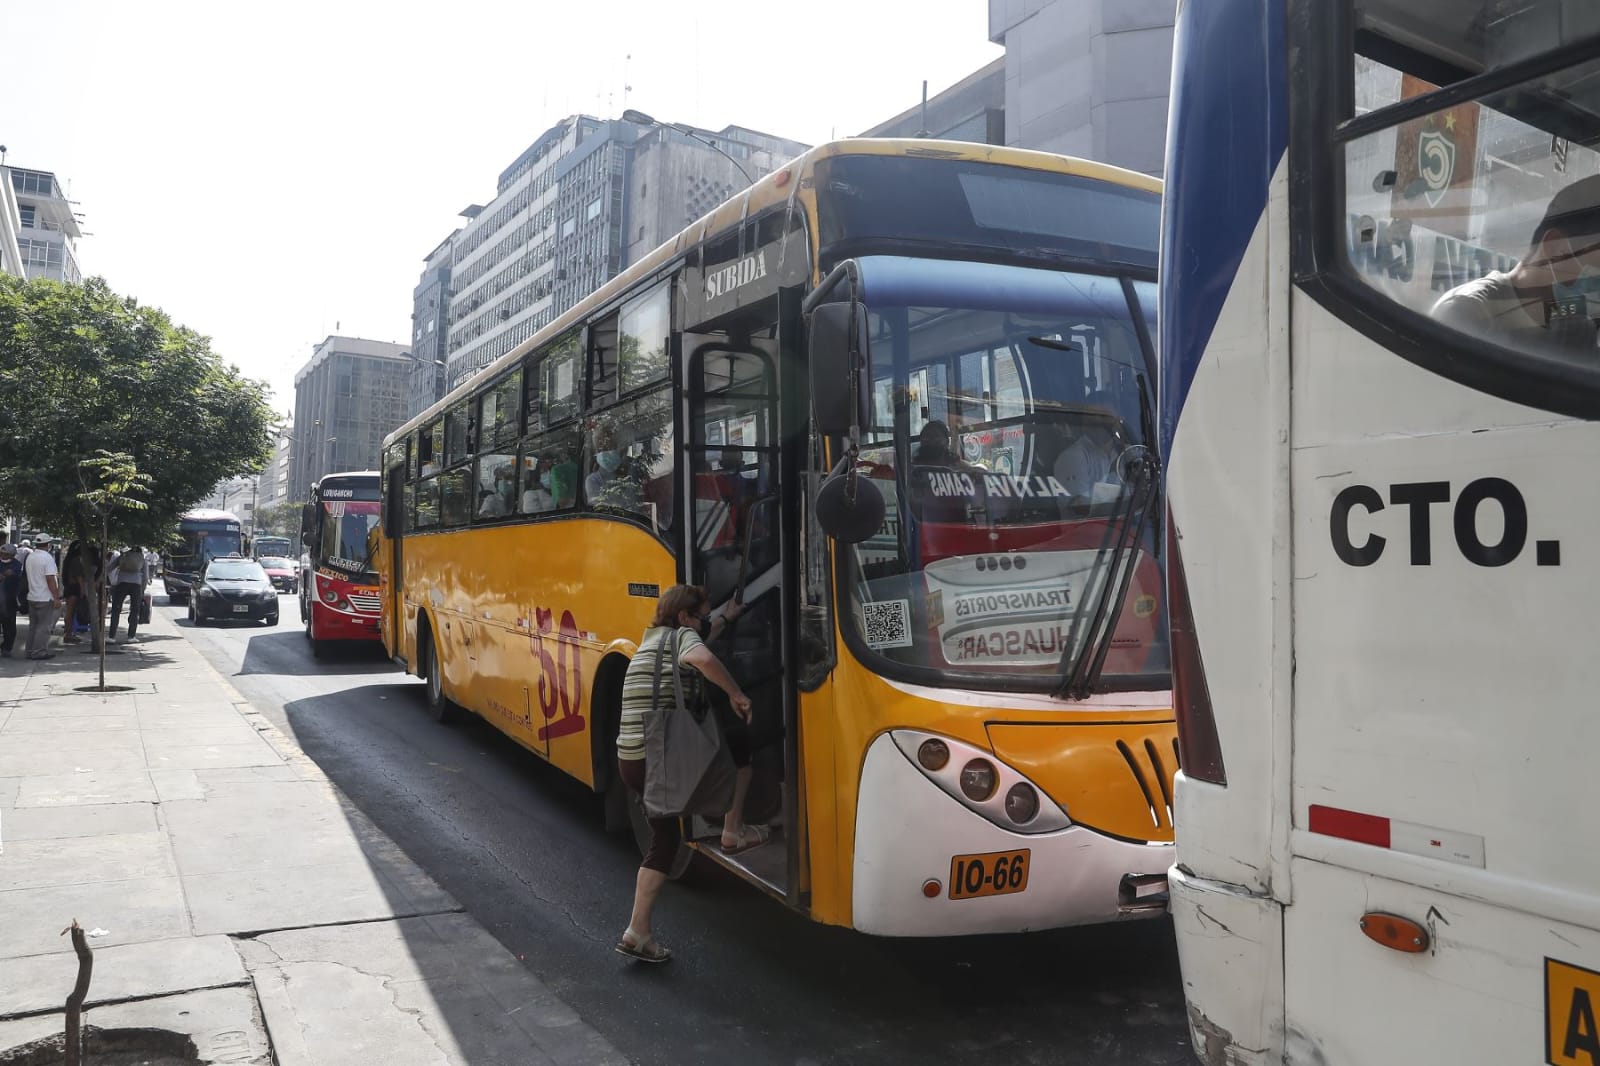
xmin=1161 ymin=1 xmax=1600 ymax=1063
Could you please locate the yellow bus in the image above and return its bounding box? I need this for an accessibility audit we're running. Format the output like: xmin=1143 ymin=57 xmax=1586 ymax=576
xmin=376 ymin=139 xmax=1176 ymax=935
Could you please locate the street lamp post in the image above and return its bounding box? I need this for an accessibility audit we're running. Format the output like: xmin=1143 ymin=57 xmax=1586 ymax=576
xmin=622 ymin=109 xmax=755 ymax=187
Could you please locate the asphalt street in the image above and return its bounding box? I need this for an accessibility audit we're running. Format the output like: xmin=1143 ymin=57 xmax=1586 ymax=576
xmin=167 ymin=593 xmax=1194 ymax=1066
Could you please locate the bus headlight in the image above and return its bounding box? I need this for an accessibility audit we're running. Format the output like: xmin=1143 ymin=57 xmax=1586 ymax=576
xmin=1004 ymin=783 xmax=1040 ymax=825
xmin=917 ymin=739 xmax=950 ymax=771
xmin=889 ymin=729 xmax=1070 ymax=835
xmin=960 ymin=759 xmax=997 ymax=801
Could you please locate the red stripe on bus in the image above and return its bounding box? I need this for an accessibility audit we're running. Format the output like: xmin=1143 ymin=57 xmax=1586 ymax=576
xmin=1308 ymin=804 xmax=1391 ymax=848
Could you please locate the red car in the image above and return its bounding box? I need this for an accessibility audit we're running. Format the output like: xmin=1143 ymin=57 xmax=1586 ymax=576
xmin=257 ymin=556 xmax=299 ymax=595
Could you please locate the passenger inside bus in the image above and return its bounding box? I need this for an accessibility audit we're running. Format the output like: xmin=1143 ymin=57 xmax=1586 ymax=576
xmin=1432 ymin=174 xmax=1600 ymax=355
xmin=1053 ymin=397 xmax=1125 ymax=503
xmin=477 ymin=464 xmax=517 ymax=517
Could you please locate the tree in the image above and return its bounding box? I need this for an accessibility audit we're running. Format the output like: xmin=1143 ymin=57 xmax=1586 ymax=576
xmin=77 ymin=451 xmax=151 ymax=689
xmin=253 ymin=501 xmax=302 ymax=538
xmin=0 ymin=275 xmax=275 ymax=546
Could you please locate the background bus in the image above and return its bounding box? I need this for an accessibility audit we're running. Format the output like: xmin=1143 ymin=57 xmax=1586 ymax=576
xmin=252 ymin=534 xmax=293 ymax=560
xmin=299 ymin=471 xmax=382 ymax=656
xmin=163 ymin=508 xmax=243 ymax=603
xmin=1161 ymin=2 xmax=1600 ymax=1061
xmin=377 ymin=139 xmax=1175 ymax=936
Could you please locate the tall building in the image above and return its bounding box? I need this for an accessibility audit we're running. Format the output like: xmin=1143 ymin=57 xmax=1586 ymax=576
xmin=405 ymin=231 xmax=457 ymax=420
xmin=254 ymin=429 xmax=295 ymax=512
xmin=2 ymin=165 xmax=84 ymax=282
xmin=858 ymin=59 xmax=1007 ymax=144
xmin=987 ymin=0 xmax=1174 ymax=176
xmin=623 ymin=123 xmax=810 ymax=266
xmin=290 ymin=336 xmax=410 ymax=503
xmin=199 ymin=475 xmax=257 ymax=529
xmin=441 ymin=113 xmax=807 ymax=392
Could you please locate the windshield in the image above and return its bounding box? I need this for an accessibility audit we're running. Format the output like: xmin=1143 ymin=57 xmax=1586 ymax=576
xmin=842 ymin=265 xmax=1169 ymax=692
xmin=169 ymin=527 xmax=241 ymax=572
xmin=317 ymin=499 xmax=379 ymax=577
xmin=206 ymin=561 xmax=264 ymax=581
xmin=259 ymin=557 xmax=296 ymax=569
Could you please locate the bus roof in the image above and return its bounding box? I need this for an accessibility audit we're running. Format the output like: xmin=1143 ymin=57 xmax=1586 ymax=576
xmin=312 ymin=471 xmax=380 ymax=487
xmin=180 ymin=508 xmax=241 ymax=524
xmin=386 ymin=138 xmax=1163 ymax=446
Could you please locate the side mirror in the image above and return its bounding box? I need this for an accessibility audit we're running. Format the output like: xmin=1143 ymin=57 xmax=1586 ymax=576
xmin=299 ymin=503 xmax=315 ymax=548
xmin=807 ymin=301 xmax=872 ymax=436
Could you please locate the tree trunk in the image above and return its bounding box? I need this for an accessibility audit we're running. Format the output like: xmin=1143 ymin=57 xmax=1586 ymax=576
xmin=97 ymin=515 xmax=108 ymax=689
xmin=62 ymin=918 xmax=94 ymax=1066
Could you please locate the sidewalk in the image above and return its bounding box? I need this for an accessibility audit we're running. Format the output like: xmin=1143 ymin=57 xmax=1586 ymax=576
xmin=0 ymin=607 xmax=626 ymax=1065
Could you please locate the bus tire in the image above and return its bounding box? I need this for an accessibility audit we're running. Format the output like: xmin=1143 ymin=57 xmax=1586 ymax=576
xmin=421 ymin=624 xmax=460 ymax=725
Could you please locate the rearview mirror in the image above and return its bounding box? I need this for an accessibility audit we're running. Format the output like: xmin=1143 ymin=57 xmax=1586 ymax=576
xmin=300 ymin=503 xmax=315 ymax=548
xmin=808 ymin=302 xmax=872 ymax=436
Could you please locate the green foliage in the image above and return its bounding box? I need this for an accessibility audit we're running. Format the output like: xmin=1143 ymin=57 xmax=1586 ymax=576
xmin=253 ymin=500 xmax=301 ymax=537
xmin=0 ymin=275 xmax=275 ymax=543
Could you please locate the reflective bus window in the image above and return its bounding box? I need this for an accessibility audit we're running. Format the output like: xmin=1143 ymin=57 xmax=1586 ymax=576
xmin=439 ymin=468 xmax=471 ymax=527
xmin=414 ymin=477 xmax=441 ymax=529
xmin=1342 ymin=53 xmax=1600 ymax=364
xmin=538 ymin=331 xmax=582 ymax=429
xmin=420 ymin=417 xmax=444 ymax=476
xmin=581 ymin=386 xmax=674 ymax=534
xmin=1353 ymin=0 xmax=1600 ymax=92
xmin=474 ymin=452 xmax=517 ymax=520
xmin=619 ymin=281 xmax=670 ymax=395
xmin=589 ymin=314 xmax=621 ymax=407
xmin=518 ymin=428 xmax=581 ymax=515
xmin=480 ymin=369 xmax=522 ymax=449
xmin=444 ymin=403 xmax=472 ymax=465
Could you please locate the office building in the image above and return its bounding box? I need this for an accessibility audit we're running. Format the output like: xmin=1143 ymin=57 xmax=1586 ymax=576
xmin=199 ymin=475 xmax=257 ymax=528
xmin=406 ymin=231 xmax=457 ymax=419
xmin=254 ymin=429 xmax=295 ymax=511
xmin=623 ymin=123 xmax=809 ymax=266
xmin=2 ymin=165 xmax=84 ymax=282
xmin=441 ymin=113 xmax=806 ymax=392
xmin=290 ymin=336 xmax=410 ymax=503
xmin=858 ymin=59 xmax=1006 ymax=144
xmin=988 ymin=0 xmax=1174 ymax=176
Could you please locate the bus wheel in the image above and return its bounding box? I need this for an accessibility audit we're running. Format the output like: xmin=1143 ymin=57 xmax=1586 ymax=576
xmin=625 ymin=787 xmax=698 ymax=882
xmin=423 ymin=631 xmax=460 ymax=725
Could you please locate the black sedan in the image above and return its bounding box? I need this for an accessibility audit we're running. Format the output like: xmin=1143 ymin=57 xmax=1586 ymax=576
xmin=189 ymin=558 xmax=281 ymax=626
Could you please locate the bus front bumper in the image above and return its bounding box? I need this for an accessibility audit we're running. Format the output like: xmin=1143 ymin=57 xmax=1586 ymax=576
xmin=850 ymin=733 xmax=1172 ymax=936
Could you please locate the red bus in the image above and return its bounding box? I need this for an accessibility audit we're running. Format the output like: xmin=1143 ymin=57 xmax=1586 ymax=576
xmin=298 ymin=471 xmax=383 ymax=655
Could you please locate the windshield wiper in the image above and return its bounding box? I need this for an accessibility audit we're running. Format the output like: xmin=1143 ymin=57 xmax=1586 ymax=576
xmin=1055 ymin=372 xmax=1161 ymax=700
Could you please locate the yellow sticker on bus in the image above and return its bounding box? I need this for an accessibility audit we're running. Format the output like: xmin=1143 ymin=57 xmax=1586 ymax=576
xmin=1547 ymin=957 xmax=1600 ymax=1066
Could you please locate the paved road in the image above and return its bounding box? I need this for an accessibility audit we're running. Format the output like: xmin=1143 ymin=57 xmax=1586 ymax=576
xmin=167 ymin=593 xmax=1194 ymax=1066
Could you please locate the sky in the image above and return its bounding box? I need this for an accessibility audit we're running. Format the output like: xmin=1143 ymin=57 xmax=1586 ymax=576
xmin=3 ymin=1 xmax=1002 ymax=417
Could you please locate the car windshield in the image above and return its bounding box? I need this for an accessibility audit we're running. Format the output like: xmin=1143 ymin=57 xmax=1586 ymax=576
xmin=259 ymin=557 xmax=296 ymax=569
xmin=207 ymin=561 xmax=264 ymax=581
xmin=841 ymin=264 xmax=1169 ymax=693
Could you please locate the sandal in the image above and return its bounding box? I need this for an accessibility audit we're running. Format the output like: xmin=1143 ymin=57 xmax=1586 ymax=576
xmin=614 ymin=933 xmax=672 ymax=963
xmin=719 ymin=823 xmax=771 ymax=855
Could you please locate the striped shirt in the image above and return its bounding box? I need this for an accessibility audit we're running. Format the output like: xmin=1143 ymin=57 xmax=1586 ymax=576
xmin=617 ymin=626 xmax=705 ymax=761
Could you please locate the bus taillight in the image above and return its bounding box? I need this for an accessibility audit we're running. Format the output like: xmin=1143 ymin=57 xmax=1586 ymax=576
xmin=1166 ymin=510 xmax=1226 ymax=785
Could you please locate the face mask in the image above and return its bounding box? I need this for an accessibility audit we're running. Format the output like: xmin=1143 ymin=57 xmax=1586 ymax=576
xmin=596 ymin=450 xmax=622 ymax=474
xmin=540 ymin=471 xmax=553 ymax=491
xmin=497 ymin=481 xmax=513 ymax=499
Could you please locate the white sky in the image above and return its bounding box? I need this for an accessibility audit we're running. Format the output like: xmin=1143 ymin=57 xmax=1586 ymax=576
xmin=3 ymin=1 xmax=1001 ymax=416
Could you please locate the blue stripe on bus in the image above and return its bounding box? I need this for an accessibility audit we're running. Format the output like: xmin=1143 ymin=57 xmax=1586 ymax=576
xmin=1158 ymin=0 xmax=1289 ymax=457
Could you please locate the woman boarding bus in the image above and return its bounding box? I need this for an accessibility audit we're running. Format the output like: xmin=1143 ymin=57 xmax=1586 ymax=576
xmin=376 ymin=139 xmax=1175 ymax=936
xmin=1161 ymin=1 xmax=1600 ymax=1061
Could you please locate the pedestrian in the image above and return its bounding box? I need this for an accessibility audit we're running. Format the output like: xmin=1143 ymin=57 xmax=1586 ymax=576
xmin=60 ymin=540 xmax=87 ymax=644
xmin=0 ymin=544 xmax=24 ymax=657
xmin=23 ymin=533 xmax=64 ymax=659
xmin=613 ymin=584 xmax=751 ymax=963
xmin=108 ymin=545 xmax=147 ymax=643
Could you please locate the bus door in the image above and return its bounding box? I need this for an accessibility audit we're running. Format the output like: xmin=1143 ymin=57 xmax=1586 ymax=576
xmin=684 ymin=335 xmax=793 ymax=894
xmin=383 ymin=465 xmax=406 ymax=660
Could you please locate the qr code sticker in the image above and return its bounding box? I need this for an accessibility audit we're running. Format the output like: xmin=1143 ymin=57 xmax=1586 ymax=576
xmin=862 ymin=599 xmax=913 ymax=649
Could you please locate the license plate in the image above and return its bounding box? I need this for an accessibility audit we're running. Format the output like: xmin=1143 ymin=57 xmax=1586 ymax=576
xmin=231 ymin=604 xmax=250 ymax=613
xmin=1547 ymin=957 xmax=1600 ymax=1065
xmin=948 ymin=849 xmax=1030 ymax=900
